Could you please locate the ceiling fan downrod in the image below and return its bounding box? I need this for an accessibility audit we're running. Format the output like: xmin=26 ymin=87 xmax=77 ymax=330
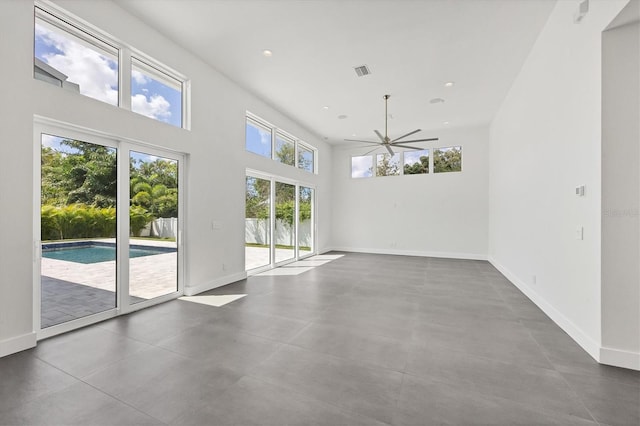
xmin=383 ymin=94 xmax=390 ymax=142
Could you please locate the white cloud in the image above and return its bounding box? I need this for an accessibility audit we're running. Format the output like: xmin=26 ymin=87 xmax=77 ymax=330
xmin=260 ymin=130 xmax=271 ymax=146
xmin=131 ymin=93 xmax=172 ymax=121
xmin=351 ymin=156 xmax=373 ymax=178
xmin=36 ymin=23 xmax=118 ymax=105
xmin=132 ymin=69 xmax=149 ymax=85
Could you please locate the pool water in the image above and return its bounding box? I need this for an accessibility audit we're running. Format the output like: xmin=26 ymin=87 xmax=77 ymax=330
xmin=43 ymin=245 xmax=172 ymax=264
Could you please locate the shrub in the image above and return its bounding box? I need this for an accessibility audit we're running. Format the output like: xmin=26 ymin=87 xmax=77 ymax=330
xmin=41 ymin=204 xmax=132 ymax=240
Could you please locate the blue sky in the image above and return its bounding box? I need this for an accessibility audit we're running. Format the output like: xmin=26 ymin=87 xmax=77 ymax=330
xmin=403 ymin=149 xmax=429 ymax=165
xmin=246 ymin=122 xmax=272 ymax=158
xmin=35 ymin=20 xmax=181 ymax=127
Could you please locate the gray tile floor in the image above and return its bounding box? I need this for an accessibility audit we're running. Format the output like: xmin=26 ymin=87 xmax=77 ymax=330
xmin=1 ymin=252 xmax=638 ymax=425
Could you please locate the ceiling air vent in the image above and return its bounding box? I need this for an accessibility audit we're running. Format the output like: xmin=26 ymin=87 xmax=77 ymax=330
xmin=354 ymin=65 xmax=371 ymax=77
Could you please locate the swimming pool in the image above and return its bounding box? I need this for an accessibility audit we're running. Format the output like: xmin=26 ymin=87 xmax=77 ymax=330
xmin=42 ymin=242 xmax=176 ymax=264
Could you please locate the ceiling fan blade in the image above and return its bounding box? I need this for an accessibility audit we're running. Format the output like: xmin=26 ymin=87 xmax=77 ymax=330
xmin=353 ymin=143 xmax=384 ymax=148
xmin=344 ymin=139 xmax=380 ymax=144
xmin=374 ymin=130 xmax=386 ymax=143
xmin=385 ymin=144 xmax=394 ymax=156
xmin=364 ymin=146 xmax=383 ymax=155
xmin=390 ymin=144 xmax=426 ymax=150
xmin=391 ymin=129 xmax=422 ymax=143
xmin=391 ymin=137 xmax=439 ymax=144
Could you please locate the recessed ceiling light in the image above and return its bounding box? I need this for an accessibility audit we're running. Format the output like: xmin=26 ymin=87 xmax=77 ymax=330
xmin=262 ymin=49 xmax=273 ymax=57
xmin=351 ymin=133 xmax=357 ymax=137
xmin=443 ymin=121 xmax=450 ymax=125
xmin=322 ymin=106 xmax=329 ymax=110
xmin=444 ymin=81 xmax=455 ymax=87
xmin=430 ymin=98 xmax=445 ymax=104
xmin=338 ymin=115 xmax=348 ymax=120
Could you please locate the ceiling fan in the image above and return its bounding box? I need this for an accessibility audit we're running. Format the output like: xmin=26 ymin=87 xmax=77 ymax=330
xmin=344 ymin=94 xmax=438 ymax=155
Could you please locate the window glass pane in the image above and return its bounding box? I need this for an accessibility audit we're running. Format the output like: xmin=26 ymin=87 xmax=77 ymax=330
xmin=131 ymin=58 xmax=183 ymax=128
xmin=275 ymin=182 xmax=295 ymax=263
xmin=34 ymin=12 xmax=118 ymax=106
xmin=40 ymin=134 xmax=117 ymax=328
xmin=403 ymin=149 xmax=430 ymax=175
xmin=246 ymin=119 xmax=272 ymax=158
xmin=299 ymin=186 xmax=314 ymax=256
xmin=351 ymin=155 xmax=373 ymax=178
xmin=376 ymin=153 xmax=401 ymax=176
xmin=434 ymin=146 xmax=462 ymax=173
xmin=275 ymin=134 xmax=295 ymax=166
xmin=245 ymin=176 xmax=271 ymax=270
xmin=129 ymin=151 xmax=179 ymax=303
xmin=298 ymin=145 xmax=314 ymax=172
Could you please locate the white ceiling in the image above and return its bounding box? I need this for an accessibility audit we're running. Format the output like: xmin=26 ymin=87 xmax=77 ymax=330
xmin=115 ymin=0 xmax=557 ymax=146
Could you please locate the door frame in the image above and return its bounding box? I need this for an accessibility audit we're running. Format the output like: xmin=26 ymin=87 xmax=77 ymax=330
xmin=245 ymin=169 xmax=317 ymax=274
xmin=34 ymin=117 xmax=186 ymax=340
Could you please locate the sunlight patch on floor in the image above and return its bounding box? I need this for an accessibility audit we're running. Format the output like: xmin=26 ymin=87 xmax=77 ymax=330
xmin=179 ymin=294 xmax=246 ymax=307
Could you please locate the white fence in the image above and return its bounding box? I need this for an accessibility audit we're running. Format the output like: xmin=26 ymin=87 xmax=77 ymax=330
xmin=245 ymin=218 xmax=312 ymax=247
xmin=139 ymin=217 xmax=311 ymax=246
xmin=140 ymin=217 xmax=178 ymax=239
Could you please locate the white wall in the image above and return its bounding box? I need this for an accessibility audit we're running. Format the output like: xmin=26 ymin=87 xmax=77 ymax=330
xmin=0 ymin=0 xmax=332 ymax=356
xmin=601 ymin=11 xmax=639 ymax=368
xmin=0 ymin=0 xmax=36 ymax=357
xmin=331 ymin=125 xmax=489 ymax=259
xmin=489 ymin=0 xmax=631 ymax=365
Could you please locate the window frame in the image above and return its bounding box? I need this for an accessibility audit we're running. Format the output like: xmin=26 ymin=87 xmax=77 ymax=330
xmin=245 ymin=112 xmax=318 ymax=174
xmin=433 ymin=145 xmax=463 ymax=173
xmin=245 ymin=116 xmax=274 ymax=159
xmin=350 ymin=145 xmax=462 ymax=178
xmin=403 ymin=148 xmax=430 ymax=175
xmin=33 ymin=1 xmax=190 ymax=130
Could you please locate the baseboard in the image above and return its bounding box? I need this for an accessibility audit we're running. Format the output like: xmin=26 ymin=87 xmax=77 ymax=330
xmin=488 ymin=256 xmax=601 ymax=362
xmin=0 ymin=332 xmax=37 ymax=358
xmin=318 ymin=247 xmax=336 ymax=255
xmin=600 ymin=347 xmax=640 ymax=371
xmin=184 ymin=271 xmax=248 ymax=296
xmin=332 ymin=246 xmax=488 ymax=261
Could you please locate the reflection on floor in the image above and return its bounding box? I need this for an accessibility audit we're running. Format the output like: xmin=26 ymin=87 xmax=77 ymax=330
xmin=3 ymin=252 xmax=638 ymax=425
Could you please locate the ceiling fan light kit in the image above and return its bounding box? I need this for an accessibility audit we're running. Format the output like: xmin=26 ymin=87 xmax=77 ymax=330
xmin=344 ymin=94 xmax=438 ymax=155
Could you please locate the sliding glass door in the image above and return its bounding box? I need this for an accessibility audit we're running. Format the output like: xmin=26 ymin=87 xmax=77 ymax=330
xmin=298 ymin=186 xmax=314 ymax=258
xmin=37 ymin=123 xmax=183 ymax=337
xmin=275 ymin=181 xmax=296 ymax=264
xmin=245 ymin=176 xmax=271 ymax=270
xmin=129 ymin=151 xmax=179 ymax=304
xmin=40 ymin=133 xmax=118 ymax=328
xmin=245 ymin=172 xmax=316 ymax=272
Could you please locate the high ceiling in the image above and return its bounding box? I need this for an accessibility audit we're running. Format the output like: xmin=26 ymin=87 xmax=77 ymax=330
xmin=115 ymin=0 xmax=557 ymax=146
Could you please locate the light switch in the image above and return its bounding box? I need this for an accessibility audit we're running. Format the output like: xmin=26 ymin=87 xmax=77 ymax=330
xmin=575 ymin=226 xmax=584 ymax=240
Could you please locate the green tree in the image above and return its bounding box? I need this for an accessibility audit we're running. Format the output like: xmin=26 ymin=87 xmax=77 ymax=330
xmin=275 ymin=140 xmax=295 ymax=166
xmin=376 ymin=154 xmax=400 ymax=176
xmin=404 ymin=155 xmax=429 ymax=175
xmin=434 ymin=147 xmax=462 ymax=173
xmin=129 ymin=158 xmax=178 ymax=218
xmin=245 ymin=176 xmax=270 ymax=219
